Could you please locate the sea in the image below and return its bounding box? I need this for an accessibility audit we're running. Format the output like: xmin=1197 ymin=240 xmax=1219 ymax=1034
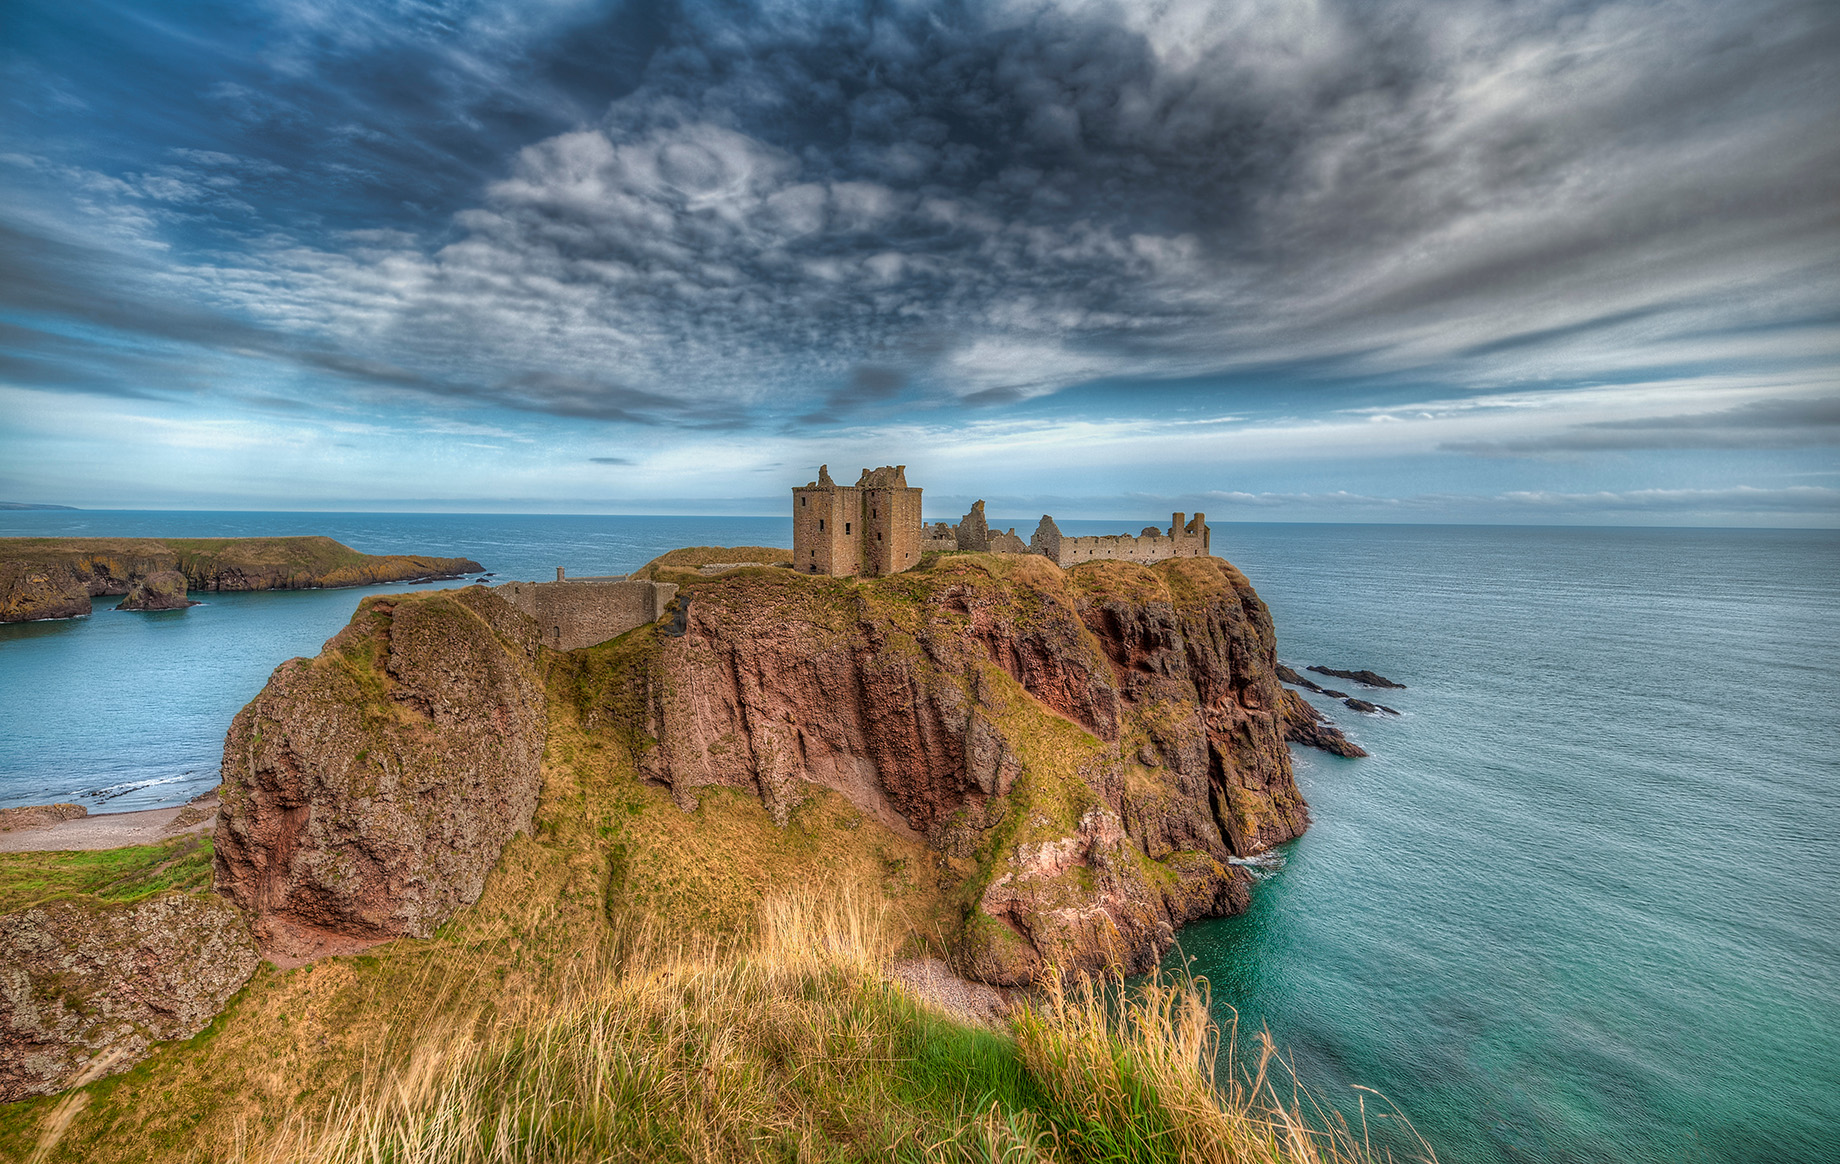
xmin=2 ymin=512 xmax=1836 ymax=1163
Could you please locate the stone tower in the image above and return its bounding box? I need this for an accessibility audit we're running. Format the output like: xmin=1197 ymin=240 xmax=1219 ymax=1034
xmin=792 ymin=464 xmax=923 ymax=577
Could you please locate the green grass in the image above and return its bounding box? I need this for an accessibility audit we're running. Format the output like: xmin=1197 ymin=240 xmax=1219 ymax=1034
xmin=0 ymin=833 xmax=214 ymax=912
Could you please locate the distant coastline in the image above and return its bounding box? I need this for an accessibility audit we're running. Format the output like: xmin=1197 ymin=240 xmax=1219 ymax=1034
xmin=0 ymin=502 xmax=78 ymax=511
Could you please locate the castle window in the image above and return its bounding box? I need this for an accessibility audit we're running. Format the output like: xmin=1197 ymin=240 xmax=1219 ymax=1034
xmin=845 ymin=522 xmax=851 ymax=534
xmin=877 ymin=532 xmax=883 ymax=542
xmin=801 ymin=496 xmax=806 ymax=507
xmin=819 ymin=519 xmax=825 ymax=531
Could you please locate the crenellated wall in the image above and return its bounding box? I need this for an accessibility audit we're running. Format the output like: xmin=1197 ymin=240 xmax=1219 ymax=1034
xmin=495 ymin=576 xmax=678 ymax=650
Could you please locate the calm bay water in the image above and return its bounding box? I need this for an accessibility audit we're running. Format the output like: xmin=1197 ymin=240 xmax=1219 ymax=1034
xmin=2 ymin=512 xmax=1835 ymax=1162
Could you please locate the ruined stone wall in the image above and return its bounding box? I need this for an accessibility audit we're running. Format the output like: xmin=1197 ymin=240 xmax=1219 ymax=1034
xmin=920 ymin=523 xmax=958 ymax=554
xmin=495 ymin=578 xmax=679 ymax=650
xmin=1030 ymin=512 xmax=1211 ymax=568
xmin=1054 ymin=533 xmax=1176 ymax=565
xmin=1170 ymin=512 xmax=1211 ymax=557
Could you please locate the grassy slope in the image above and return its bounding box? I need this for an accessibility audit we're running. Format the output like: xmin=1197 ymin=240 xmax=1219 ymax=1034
xmin=0 ymin=834 xmax=214 ymax=913
xmin=0 ymin=555 xmax=1413 ymax=1164
xmin=628 ymin=545 xmax=795 ymax=578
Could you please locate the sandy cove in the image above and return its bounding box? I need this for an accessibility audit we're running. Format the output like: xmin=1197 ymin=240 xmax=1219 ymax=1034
xmin=0 ymin=796 xmax=217 ymax=852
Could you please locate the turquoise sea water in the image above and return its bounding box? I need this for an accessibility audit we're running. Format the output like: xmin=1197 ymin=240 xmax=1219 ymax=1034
xmin=2 ymin=513 xmax=1835 ymax=1162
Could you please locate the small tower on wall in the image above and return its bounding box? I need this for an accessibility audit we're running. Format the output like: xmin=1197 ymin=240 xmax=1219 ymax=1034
xmin=1169 ymin=512 xmax=1210 ymax=557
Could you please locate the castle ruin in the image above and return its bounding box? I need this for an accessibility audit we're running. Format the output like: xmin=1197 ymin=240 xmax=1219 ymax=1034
xmin=484 ymin=463 xmax=1212 ymax=651
xmin=794 ymin=464 xmax=1209 ymax=576
xmin=792 ymin=464 xmax=924 ymax=577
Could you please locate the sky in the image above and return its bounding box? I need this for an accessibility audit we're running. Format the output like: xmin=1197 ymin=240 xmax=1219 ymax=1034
xmin=1 ymin=0 xmax=1836 ymax=524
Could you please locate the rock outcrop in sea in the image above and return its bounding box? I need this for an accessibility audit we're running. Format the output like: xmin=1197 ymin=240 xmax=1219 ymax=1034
xmin=1278 ymin=689 xmax=1369 ymax=757
xmin=116 ymin=569 xmax=197 ymax=611
xmin=1306 ymin=665 xmax=1404 ymax=689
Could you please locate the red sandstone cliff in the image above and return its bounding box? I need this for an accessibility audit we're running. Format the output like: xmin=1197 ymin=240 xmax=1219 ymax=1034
xmin=213 ymin=587 xmax=547 ymax=963
xmin=210 ymin=551 xmax=1312 ymax=984
xmin=578 ymin=552 xmax=1309 ymax=984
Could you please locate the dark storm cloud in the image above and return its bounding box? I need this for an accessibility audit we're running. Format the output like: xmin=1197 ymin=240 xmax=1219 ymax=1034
xmin=2 ymin=0 xmax=1836 ymax=436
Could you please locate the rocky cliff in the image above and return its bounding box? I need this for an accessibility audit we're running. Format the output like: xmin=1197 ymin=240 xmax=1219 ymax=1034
xmin=0 ymin=536 xmax=483 ymax=622
xmin=0 ymin=892 xmax=257 ymax=1101
xmin=208 ymin=549 xmax=1315 ymax=985
xmin=213 ymin=586 xmax=547 ymax=964
xmin=574 ymin=551 xmax=1310 ymax=984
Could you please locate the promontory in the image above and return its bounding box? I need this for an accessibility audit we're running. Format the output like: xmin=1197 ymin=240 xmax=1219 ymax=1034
xmin=0 ymin=536 xmax=484 ymax=622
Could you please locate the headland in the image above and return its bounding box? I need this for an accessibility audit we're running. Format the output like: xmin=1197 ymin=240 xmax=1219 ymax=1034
xmin=0 ymin=535 xmax=484 ymax=622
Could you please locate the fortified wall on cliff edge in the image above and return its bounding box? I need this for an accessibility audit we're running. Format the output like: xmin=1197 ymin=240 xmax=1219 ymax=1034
xmin=495 ymin=572 xmax=678 ymax=651
xmin=794 ymin=464 xmax=1209 ymax=577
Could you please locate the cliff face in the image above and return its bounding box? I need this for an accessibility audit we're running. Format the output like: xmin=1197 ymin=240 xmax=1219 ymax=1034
xmin=0 ymin=536 xmax=484 ymax=622
xmin=0 ymin=544 xmax=173 ymax=622
xmin=0 ymin=892 xmax=257 ymax=1101
xmin=584 ymin=552 xmax=1308 ymax=984
xmin=213 ymin=587 xmax=547 ymax=963
xmin=208 ymin=551 xmax=1311 ymax=984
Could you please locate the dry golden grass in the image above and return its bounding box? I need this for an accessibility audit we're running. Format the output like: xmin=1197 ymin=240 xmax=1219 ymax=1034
xmin=201 ymin=887 xmax=1428 ymax=1164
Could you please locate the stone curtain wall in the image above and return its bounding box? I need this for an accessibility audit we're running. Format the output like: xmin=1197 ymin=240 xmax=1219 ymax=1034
xmin=495 ymin=578 xmax=678 ymax=650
